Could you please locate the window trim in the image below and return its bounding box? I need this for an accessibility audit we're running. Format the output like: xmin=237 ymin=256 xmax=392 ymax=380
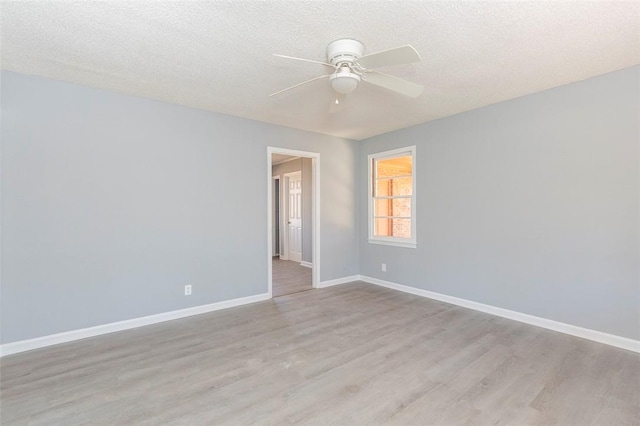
xmin=367 ymin=146 xmax=417 ymax=248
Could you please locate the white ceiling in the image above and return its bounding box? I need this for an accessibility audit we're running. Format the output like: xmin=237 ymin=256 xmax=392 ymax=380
xmin=1 ymin=1 xmax=638 ymax=140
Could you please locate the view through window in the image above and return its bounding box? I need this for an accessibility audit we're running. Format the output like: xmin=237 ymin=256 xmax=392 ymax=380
xmin=369 ymin=146 xmax=416 ymax=247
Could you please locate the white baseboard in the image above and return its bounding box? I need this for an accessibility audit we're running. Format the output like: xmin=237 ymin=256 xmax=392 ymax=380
xmin=360 ymin=275 xmax=640 ymax=354
xmin=4 ymin=276 xmax=637 ymax=356
xmin=300 ymin=261 xmax=313 ymax=268
xmin=317 ymin=275 xmax=361 ymax=288
xmin=0 ymin=293 xmax=271 ymax=357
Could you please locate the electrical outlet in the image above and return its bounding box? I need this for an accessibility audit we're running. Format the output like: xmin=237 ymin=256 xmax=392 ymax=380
xmin=381 ymin=263 xmax=387 ymax=272
xmin=184 ymin=284 xmax=192 ymax=296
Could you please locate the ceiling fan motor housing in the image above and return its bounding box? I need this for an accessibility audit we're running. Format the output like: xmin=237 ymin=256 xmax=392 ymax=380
xmin=327 ymin=38 xmax=364 ymax=66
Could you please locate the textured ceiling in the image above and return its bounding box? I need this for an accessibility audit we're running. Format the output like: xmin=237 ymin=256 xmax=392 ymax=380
xmin=1 ymin=1 xmax=639 ymax=140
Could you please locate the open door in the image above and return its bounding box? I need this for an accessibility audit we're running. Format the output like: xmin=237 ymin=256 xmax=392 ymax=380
xmin=285 ymin=171 xmax=302 ymax=262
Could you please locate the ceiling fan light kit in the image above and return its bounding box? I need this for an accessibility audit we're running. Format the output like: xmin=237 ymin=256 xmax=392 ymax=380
xmin=271 ymin=38 xmax=424 ymax=109
xmin=330 ymin=67 xmax=361 ymax=94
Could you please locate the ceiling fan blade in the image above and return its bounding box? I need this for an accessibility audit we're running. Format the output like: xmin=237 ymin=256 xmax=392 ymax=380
xmin=357 ymin=45 xmax=421 ymax=69
xmin=329 ymin=94 xmax=346 ymax=113
xmin=273 ymin=54 xmax=335 ymax=68
xmin=364 ymin=70 xmax=424 ymax=98
xmin=269 ymin=74 xmax=331 ymax=97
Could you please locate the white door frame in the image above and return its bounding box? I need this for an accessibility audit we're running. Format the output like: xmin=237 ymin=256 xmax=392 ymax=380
xmin=267 ymin=147 xmax=320 ymax=297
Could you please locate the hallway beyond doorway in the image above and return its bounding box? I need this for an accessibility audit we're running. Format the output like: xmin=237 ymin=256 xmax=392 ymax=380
xmin=272 ymin=257 xmax=312 ymax=297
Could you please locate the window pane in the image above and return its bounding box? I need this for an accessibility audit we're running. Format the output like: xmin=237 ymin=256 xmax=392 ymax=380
xmin=375 ymin=198 xmax=411 ymax=217
xmin=375 ymin=218 xmax=411 ymax=238
xmin=376 ymin=155 xmax=412 ymax=178
xmin=375 ymin=177 xmax=412 ymax=196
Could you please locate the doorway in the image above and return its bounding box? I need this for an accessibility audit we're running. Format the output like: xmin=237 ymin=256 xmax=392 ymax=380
xmin=267 ymin=148 xmax=320 ymax=298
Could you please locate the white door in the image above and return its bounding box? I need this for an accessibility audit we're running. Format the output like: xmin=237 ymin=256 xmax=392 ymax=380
xmin=287 ymin=172 xmax=303 ymax=262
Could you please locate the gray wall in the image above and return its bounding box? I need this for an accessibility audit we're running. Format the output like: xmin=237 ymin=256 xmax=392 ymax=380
xmin=271 ymin=157 xmax=312 ymax=263
xmin=359 ymin=66 xmax=640 ymax=340
xmin=3 ymin=66 xmax=638 ymax=345
xmin=1 ymin=71 xmax=359 ymax=344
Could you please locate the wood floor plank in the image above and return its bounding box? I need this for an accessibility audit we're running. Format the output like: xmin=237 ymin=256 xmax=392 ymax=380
xmin=1 ymin=282 xmax=638 ymax=425
xmin=272 ymin=258 xmax=311 ymax=297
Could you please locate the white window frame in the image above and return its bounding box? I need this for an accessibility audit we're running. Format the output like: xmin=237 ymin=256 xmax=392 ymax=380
xmin=368 ymin=146 xmax=417 ymax=248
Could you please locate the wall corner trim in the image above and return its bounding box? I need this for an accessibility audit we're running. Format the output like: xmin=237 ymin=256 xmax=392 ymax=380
xmin=359 ymin=275 xmax=640 ymax=354
xmin=0 ymin=293 xmax=271 ymax=357
xmin=300 ymin=261 xmax=313 ymax=269
xmin=318 ymin=275 xmax=362 ymax=288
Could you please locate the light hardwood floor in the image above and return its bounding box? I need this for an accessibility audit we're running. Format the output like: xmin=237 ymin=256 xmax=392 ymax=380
xmin=272 ymin=257 xmax=312 ymax=297
xmin=1 ymin=282 xmax=639 ymax=425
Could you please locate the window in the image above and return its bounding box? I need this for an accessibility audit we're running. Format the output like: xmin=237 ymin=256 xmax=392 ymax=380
xmin=368 ymin=146 xmax=416 ymax=248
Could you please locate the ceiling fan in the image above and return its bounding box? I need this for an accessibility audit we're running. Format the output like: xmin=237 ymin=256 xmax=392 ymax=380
xmin=270 ymin=38 xmax=424 ymax=112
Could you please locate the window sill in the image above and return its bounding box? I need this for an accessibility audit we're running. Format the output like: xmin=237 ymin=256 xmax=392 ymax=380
xmin=368 ymin=239 xmax=417 ymax=249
